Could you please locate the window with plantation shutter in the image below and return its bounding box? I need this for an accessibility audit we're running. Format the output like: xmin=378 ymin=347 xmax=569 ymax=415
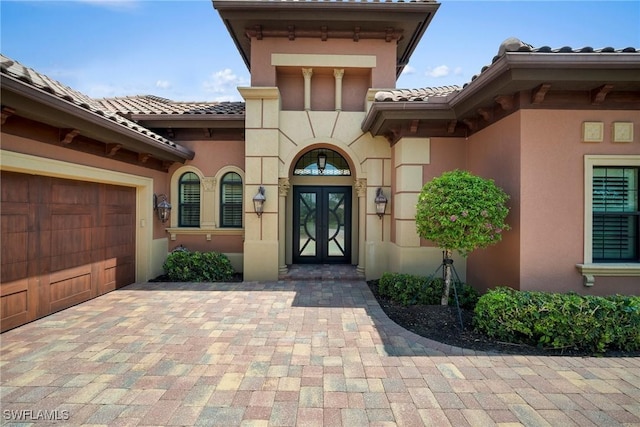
xmin=221 ymin=172 xmax=242 ymax=228
xmin=179 ymin=172 xmax=200 ymax=227
xmin=592 ymin=167 xmax=639 ymax=262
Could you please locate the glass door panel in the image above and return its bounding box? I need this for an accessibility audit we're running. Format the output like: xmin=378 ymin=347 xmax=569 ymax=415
xmin=293 ymin=186 xmax=351 ymax=264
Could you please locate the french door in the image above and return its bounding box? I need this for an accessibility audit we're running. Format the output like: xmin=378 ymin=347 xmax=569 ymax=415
xmin=293 ymin=186 xmax=351 ymax=264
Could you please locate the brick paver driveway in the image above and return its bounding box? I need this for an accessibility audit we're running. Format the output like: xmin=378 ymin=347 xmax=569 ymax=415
xmin=2 ymin=280 xmax=639 ymax=426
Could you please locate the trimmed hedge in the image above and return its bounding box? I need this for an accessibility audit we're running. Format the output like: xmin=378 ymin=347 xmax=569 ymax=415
xmin=163 ymin=250 xmax=234 ymax=282
xmin=473 ymin=287 xmax=640 ymax=353
xmin=377 ymin=272 xmax=479 ymax=309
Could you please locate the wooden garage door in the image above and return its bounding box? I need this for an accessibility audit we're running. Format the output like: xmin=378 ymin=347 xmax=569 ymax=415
xmin=1 ymin=171 xmax=136 ymax=332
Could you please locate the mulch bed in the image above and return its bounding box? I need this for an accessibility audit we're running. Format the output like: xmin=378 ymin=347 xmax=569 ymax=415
xmin=366 ymin=280 xmax=640 ymax=357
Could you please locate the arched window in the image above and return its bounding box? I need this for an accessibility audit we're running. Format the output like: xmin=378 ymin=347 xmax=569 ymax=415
xmin=293 ymin=148 xmax=351 ymax=176
xmin=179 ymin=172 xmax=200 ymax=227
xmin=221 ymin=172 xmax=243 ymax=227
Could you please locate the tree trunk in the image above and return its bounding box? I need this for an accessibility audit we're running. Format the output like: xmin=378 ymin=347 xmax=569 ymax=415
xmin=441 ymin=249 xmax=453 ymax=306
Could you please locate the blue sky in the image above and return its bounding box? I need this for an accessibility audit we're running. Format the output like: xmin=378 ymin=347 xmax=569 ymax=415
xmin=2 ymin=0 xmax=639 ymax=102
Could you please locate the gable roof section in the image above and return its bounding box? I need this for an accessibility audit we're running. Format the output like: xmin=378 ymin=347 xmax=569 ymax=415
xmin=98 ymin=95 xmax=245 ymax=129
xmin=212 ymin=0 xmax=440 ymax=78
xmin=363 ymin=39 xmax=640 ymax=142
xmin=98 ymin=95 xmax=245 ymax=115
xmin=0 ymin=55 xmax=194 ymax=163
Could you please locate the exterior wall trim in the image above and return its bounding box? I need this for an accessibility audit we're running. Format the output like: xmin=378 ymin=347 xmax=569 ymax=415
xmin=272 ymin=53 xmax=377 ymax=68
xmin=578 ymin=154 xmax=640 ymax=286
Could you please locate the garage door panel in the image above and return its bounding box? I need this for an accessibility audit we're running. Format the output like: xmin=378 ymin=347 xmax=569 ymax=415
xmin=1 ymin=173 xmax=30 ymax=203
xmin=1 ymin=288 xmax=29 ymax=331
xmin=1 ymin=172 xmax=136 ymax=332
xmin=49 ymin=266 xmax=93 ymax=313
xmin=51 ymin=227 xmax=94 ymax=259
xmin=1 ymin=216 xmax=28 ymax=283
xmin=50 ymin=180 xmax=98 ymax=206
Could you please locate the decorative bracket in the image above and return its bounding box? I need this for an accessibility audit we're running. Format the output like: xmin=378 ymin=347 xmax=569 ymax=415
xmin=591 ymin=84 xmax=614 ymax=105
xmin=106 ymin=143 xmax=122 ymax=156
xmin=462 ymin=118 xmax=478 ymax=132
xmin=61 ymin=129 xmax=80 ymax=144
xmin=531 ymin=83 xmax=551 ymax=104
xmin=495 ymin=95 xmax=515 ymax=111
xmin=477 ymin=108 xmax=492 ymax=122
xmin=410 ymin=119 xmax=419 ymax=134
xmin=1 ymin=107 xmax=15 ymax=125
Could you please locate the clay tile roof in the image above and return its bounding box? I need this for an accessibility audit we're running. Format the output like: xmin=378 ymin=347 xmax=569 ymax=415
xmin=376 ymin=38 xmax=639 ymax=101
xmin=97 ymin=95 xmax=245 ymax=116
xmin=374 ymin=85 xmax=461 ymax=102
xmin=470 ymin=37 xmax=640 ymax=85
xmin=0 ymin=54 xmax=181 ymax=149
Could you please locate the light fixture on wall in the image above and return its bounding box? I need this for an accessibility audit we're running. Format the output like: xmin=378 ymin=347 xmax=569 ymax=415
xmin=154 ymin=194 xmax=172 ymax=223
xmin=375 ymin=188 xmax=388 ymax=219
xmin=317 ymin=151 xmax=327 ymax=174
xmin=253 ymin=186 xmax=266 ymax=217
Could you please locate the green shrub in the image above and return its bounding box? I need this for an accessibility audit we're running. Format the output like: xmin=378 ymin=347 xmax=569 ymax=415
xmin=474 ymin=287 xmax=640 ymax=353
xmin=163 ymin=250 xmax=234 ymax=282
xmin=378 ymin=272 xmax=479 ymax=309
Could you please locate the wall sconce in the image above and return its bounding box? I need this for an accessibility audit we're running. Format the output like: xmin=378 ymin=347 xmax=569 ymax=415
xmin=253 ymin=186 xmax=266 ymax=217
xmin=375 ymin=188 xmax=388 ymax=219
xmin=317 ymin=151 xmax=327 ymax=174
xmin=154 ymin=194 xmax=172 ymax=223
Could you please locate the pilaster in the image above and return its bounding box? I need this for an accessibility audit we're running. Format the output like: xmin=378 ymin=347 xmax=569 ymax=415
xmin=238 ymin=87 xmax=281 ymax=281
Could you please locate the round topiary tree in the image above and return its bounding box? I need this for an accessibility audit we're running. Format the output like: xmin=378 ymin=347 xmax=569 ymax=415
xmin=415 ymin=170 xmax=511 ymax=305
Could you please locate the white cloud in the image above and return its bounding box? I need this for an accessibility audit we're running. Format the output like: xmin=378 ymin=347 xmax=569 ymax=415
xmin=156 ymin=80 xmax=171 ymax=89
xmin=426 ymin=65 xmax=450 ymax=78
xmin=202 ymin=68 xmax=248 ymax=101
xmin=453 ymin=67 xmax=463 ymax=76
xmin=401 ymin=64 xmax=416 ymax=76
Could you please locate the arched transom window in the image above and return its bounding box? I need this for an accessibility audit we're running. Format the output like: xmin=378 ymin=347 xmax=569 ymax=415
xmin=294 ymin=148 xmax=351 ymax=176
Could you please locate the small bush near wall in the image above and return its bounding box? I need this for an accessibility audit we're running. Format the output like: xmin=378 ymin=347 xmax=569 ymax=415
xmin=378 ymin=272 xmax=479 ymax=309
xmin=474 ymin=287 xmax=640 ymax=354
xmin=163 ymin=250 xmax=235 ymax=282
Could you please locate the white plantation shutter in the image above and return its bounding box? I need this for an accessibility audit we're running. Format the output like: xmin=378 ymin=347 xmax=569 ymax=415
xmin=592 ymin=167 xmax=638 ymax=261
xmin=221 ymin=172 xmax=242 ymax=227
xmin=179 ymin=172 xmax=200 ymax=227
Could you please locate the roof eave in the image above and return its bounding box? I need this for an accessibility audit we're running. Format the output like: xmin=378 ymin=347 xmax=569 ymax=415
xmin=1 ymin=76 xmax=195 ymax=162
xmin=449 ymin=52 xmax=640 ymax=112
xmin=212 ymin=0 xmax=440 ymax=77
xmin=130 ymin=114 xmax=245 ymax=129
xmin=362 ymin=100 xmax=453 ymax=135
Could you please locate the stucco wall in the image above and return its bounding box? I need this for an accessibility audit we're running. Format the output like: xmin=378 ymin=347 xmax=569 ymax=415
xmin=165 ymin=138 xmax=245 ymax=268
xmin=519 ymin=109 xmax=639 ymax=295
xmin=250 ymin=38 xmax=397 ymax=89
xmin=465 ymin=113 xmax=522 ymax=294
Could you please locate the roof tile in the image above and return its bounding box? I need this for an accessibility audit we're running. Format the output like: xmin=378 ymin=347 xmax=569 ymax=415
xmin=97 ymin=95 xmax=245 ymax=116
xmin=376 ymin=38 xmax=639 ymax=102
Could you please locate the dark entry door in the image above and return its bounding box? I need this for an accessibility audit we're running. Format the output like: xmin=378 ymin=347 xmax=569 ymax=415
xmin=293 ymin=186 xmax=351 ymax=264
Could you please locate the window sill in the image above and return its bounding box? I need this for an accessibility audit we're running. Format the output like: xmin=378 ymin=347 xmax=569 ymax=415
xmin=575 ymin=263 xmax=640 ymax=287
xmin=165 ymin=227 xmax=244 ymax=241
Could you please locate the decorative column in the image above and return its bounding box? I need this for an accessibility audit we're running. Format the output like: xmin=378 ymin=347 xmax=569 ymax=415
xmin=302 ymin=68 xmax=313 ymax=111
xmin=200 ymin=177 xmax=217 ymax=228
xmin=278 ymin=177 xmax=290 ymax=275
xmin=334 ymin=69 xmax=344 ymax=111
xmin=355 ymin=178 xmax=367 ymax=275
